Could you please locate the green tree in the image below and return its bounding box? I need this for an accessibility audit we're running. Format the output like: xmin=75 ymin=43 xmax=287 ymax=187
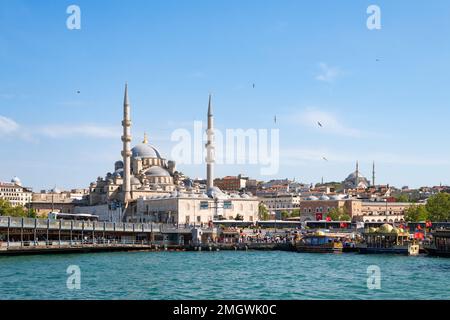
xmin=425 ymin=193 xmax=450 ymax=222
xmin=404 ymin=205 xmax=429 ymax=222
xmin=290 ymin=209 xmax=301 ymax=217
xmin=258 ymin=203 xmax=270 ymax=221
xmin=327 ymin=208 xmax=351 ymax=221
xmin=280 ymin=210 xmax=290 ymax=220
xmin=396 ymin=194 xmax=410 ymax=202
xmin=0 ymin=199 xmax=28 ymax=217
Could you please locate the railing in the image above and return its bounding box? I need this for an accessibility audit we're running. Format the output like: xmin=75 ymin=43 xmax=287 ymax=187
xmin=0 ymin=217 xmax=164 ymax=233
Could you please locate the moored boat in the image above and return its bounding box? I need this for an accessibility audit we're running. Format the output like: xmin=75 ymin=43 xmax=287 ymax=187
xmin=424 ymin=229 xmax=450 ymax=257
xmin=357 ymin=224 xmax=419 ymax=256
xmin=295 ymin=231 xmax=343 ymax=253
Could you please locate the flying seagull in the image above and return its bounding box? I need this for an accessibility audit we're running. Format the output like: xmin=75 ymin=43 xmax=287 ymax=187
xmin=322 ymin=157 xmax=328 ymax=161
xmin=318 ymin=121 xmax=323 ymax=127
xmin=252 ymin=83 xmax=255 ymax=88
xmin=76 ymin=90 xmax=81 ymax=94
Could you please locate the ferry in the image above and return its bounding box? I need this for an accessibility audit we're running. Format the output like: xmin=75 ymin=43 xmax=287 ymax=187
xmin=357 ymin=224 xmax=420 ymax=256
xmin=295 ymin=231 xmax=343 ymax=253
xmin=424 ymin=229 xmax=450 ymax=257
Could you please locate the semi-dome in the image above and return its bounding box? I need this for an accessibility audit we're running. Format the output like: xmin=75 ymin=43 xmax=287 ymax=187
xmin=144 ymin=166 xmax=171 ymax=177
xmin=130 ymin=176 xmax=141 ymax=185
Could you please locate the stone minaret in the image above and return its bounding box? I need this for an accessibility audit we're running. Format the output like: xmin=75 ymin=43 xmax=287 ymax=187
xmin=206 ymin=94 xmax=215 ymax=190
xmin=121 ymin=83 xmax=132 ymax=202
xmin=372 ymin=161 xmax=376 ymax=187
xmin=355 ymin=161 xmax=359 ymax=188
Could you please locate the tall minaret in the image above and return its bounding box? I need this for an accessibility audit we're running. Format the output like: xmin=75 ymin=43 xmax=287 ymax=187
xmin=355 ymin=161 xmax=359 ymax=187
xmin=206 ymin=94 xmax=215 ymax=190
xmin=372 ymin=161 xmax=376 ymax=187
xmin=121 ymin=83 xmax=132 ymax=202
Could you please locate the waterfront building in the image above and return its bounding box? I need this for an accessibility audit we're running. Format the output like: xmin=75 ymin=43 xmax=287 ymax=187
xmin=260 ymin=194 xmax=301 ymax=218
xmin=214 ymin=174 xmax=248 ymax=192
xmin=30 ymin=189 xmax=88 ymax=217
xmin=0 ymin=177 xmax=32 ymax=207
xmin=299 ymin=196 xmax=362 ymax=221
xmin=354 ymin=201 xmax=419 ymax=223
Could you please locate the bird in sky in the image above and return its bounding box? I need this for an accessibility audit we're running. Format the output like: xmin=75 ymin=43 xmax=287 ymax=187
xmin=322 ymin=157 xmax=328 ymax=161
xmin=318 ymin=121 xmax=323 ymax=127
xmin=76 ymin=90 xmax=81 ymax=94
xmin=252 ymin=83 xmax=255 ymax=89
xmin=274 ymin=115 xmax=277 ymax=124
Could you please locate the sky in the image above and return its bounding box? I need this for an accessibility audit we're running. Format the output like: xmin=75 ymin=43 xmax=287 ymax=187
xmin=1 ymin=0 xmax=450 ymax=191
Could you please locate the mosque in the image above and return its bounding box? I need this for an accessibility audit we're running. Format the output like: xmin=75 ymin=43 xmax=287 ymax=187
xmin=82 ymin=84 xmax=259 ymax=224
xmin=342 ymin=161 xmax=374 ymax=189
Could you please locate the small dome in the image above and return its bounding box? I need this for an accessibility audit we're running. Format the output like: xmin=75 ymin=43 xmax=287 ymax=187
xmin=378 ymin=224 xmax=394 ymax=233
xmin=307 ymin=196 xmax=318 ymax=201
xmin=130 ymin=176 xmax=141 ymax=185
xmin=319 ymin=195 xmax=330 ymax=201
xmin=11 ymin=176 xmax=21 ymax=185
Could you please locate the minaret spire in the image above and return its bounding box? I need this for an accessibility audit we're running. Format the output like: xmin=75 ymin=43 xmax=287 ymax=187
xmin=355 ymin=160 xmax=359 ymax=188
xmin=121 ymin=83 xmax=132 ymax=202
xmin=372 ymin=161 xmax=376 ymax=187
xmin=206 ymin=94 xmax=215 ymax=190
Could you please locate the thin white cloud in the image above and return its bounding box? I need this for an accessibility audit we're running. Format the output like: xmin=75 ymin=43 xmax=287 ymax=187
xmin=0 ymin=115 xmax=19 ymax=135
xmin=39 ymin=124 xmax=120 ymax=139
xmin=281 ymin=147 xmax=450 ymax=167
xmin=315 ymin=62 xmax=341 ymax=83
xmin=291 ymin=108 xmax=362 ymax=137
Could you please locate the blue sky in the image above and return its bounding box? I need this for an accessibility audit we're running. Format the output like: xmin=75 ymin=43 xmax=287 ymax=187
xmin=1 ymin=0 xmax=450 ymax=190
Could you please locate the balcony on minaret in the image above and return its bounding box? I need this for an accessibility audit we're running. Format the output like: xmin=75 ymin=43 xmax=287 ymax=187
xmin=122 ymin=120 xmax=131 ymax=127
xmin=121 ymin=135 xmax=132 ymax=143
xmin=121 ymin=150 xmax=132 ymax=157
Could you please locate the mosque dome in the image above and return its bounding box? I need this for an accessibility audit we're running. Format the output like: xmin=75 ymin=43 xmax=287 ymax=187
xmin=145 ymin=166 xmax=171 ymax=177
xmin=131 ymin=134 xmax=162 ymax=159
xmin=11 ymin=176 xmax=22 ymax=186
xmin=132 ymin=144 xmax=162 ymax=159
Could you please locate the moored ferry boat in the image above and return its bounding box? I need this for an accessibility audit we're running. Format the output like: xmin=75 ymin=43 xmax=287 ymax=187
xmin=295 ymin=231 xmax=343 ymax=253
xmin=424 ymin=229 xmax=450 ymax=257
xmin=357 ymin=224 xmax=419 ymax=256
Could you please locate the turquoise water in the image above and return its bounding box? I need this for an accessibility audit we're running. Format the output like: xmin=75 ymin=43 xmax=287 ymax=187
xmin=0 ymin=251 xmax=449 ymax=300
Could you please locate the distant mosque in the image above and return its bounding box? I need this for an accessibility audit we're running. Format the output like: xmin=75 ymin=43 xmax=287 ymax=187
xmin=343 ymin=161 xmax=375 ymax=189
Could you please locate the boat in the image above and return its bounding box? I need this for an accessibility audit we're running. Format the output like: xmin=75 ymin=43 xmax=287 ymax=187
xmin=357 ymin=224 xmax=419 ymax=256
xmin=424 ymin=229 xmax=450 ymax=257
xmin=295 ymin=231 xmax=343 ymax=253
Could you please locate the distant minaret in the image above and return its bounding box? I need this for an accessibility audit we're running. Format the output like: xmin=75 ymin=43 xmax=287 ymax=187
xmin=121 ymin=83 xmax=132 ymax=202
xmin=355 ymin=161 xmax=359 ymax=188
xmin=206 ymin=94 xmax=215 ymax=190
xmin=372 ymin=161 xmax=376 ymax=187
